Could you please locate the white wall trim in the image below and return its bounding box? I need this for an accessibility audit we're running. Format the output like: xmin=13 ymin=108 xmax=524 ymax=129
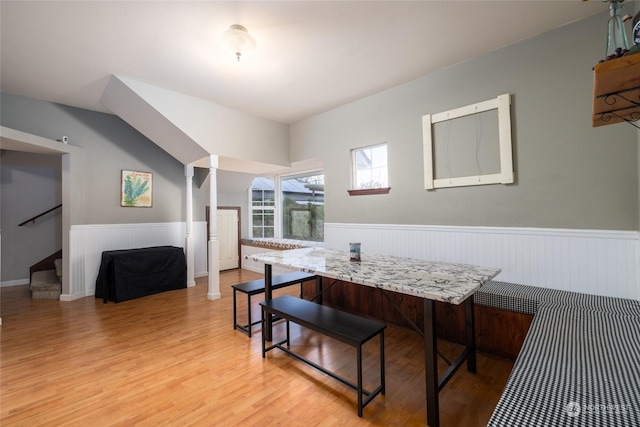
xmin=1 ymin=278 xmax=29 ymax=288
xmin=64 ymin=222 xmax=207 ymax=300
xmin=325 ymin=222 xmax=640 ymax=300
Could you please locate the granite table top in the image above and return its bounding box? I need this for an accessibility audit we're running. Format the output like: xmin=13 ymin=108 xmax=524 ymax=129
xmin=247 ymin=247 xmax=501 ymax=305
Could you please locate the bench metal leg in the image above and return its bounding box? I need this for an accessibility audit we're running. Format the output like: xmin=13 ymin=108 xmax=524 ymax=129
xmin=233 ymin=288 xmax=238 ymax=332
xmin=233 ymin=290 xmax=259 ymax=337
xmin=261 ymin=306 xmax=266 ymax=358
xmin=357 ymin=344 xmax=363 ymax=417
xmin=286 ymin=319 xmax=290 ymax=348
xmin=247 ymin=293 xmax=252 ymax=337
xmin=380 ymin=330 xmax=386 ymax=395
xmin=236 ymin=277 xmax=314 ymax=338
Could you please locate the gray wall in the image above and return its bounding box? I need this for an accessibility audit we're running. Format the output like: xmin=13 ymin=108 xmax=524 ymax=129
xmin=0 ymin=93 xmax=205 ymax=281
xmin=1 ymin=93 xmax=195 ymax=224
xmin=1 ymin=151 xmax=62 ymax=281
xmin=291 ymin=12 xmax=639 ymax=231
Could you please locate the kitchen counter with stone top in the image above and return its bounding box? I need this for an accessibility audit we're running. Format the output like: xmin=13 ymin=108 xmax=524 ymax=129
xmin=241 ymin=238 xmax=324 ymax=250
xmin=247 ymin=247 xmax=501 ymax=305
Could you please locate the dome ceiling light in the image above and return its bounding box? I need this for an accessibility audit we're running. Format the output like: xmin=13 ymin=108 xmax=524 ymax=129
xmin=221 ymin=24 xmax=256 ymax=62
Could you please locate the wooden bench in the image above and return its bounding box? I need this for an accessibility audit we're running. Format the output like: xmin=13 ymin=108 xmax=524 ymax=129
xmin=232 ymin=271 xmax=318 ymax=337
xmin=260 ymin=295 xmax=386 ymax=417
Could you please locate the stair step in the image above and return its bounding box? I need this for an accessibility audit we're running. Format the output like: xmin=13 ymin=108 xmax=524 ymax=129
xmin=30 ymin=270 xmax=61 ymax=300
xmin=54 ymin=258 xmax=62 ymax=278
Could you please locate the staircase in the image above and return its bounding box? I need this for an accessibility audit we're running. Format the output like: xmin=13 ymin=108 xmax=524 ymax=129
xmin=29 ymin=256 xmax=62 ymax=300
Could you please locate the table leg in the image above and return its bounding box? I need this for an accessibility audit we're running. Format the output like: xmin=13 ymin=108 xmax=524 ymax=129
xmin=315 ymin=275 xmax=323 ymax=305
xmin=424 ymin=298 xmax=439 ymax=427
xmin=264 ymin=263 xmax=273 ymax=342
xmin=465 ymin=296 xmax=477 ymax=373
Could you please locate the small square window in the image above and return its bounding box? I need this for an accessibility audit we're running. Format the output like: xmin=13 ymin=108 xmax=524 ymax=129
xmin=352 ymin=143 xmax=388 ymax=190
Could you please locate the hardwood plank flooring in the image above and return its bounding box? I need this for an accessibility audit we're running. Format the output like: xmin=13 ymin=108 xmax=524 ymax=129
xmin=1 ymin=270 xmax=513 ymax=426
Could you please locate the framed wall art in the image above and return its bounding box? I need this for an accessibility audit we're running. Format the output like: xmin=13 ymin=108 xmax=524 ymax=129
xmin=121 ymin=170 xmax=152 ymax=207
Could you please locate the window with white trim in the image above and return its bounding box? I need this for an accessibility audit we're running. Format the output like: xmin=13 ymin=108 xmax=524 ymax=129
xmin=250 ymin=177 xmax=275 ymax=238
xmin=249 ymin=172 xmax=324 ymax=242
xmin=352 ymin=143 xmax=388 ymax=190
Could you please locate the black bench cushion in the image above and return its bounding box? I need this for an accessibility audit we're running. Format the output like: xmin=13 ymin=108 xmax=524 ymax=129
xmin=488 ymin=302 xmax=640 ymax=427
xmin=260 ymin=295 xmax=386 ymax=347
xmin=232 ymin=271 xmax=316 ymax=295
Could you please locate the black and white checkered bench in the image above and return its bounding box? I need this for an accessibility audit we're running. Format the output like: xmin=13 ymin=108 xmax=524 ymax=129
xmin=483 ymin=282 xmax=640 ymax=427
xmin=474 ymin=280 xmax=541 ymax=315
xmin=475 ymin=280 xmax=640 ymax=317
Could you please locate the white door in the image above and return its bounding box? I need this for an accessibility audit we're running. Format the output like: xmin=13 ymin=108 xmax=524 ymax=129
xmin=217 ymin=208 xmax=239 ymax=270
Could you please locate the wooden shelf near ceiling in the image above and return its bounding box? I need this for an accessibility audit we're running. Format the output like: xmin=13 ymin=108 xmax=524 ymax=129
xmin=592 ymin=52 xmax=640 ymax=127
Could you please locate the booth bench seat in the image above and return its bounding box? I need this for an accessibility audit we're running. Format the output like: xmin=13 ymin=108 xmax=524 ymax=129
xmin=475 ymin=280 xmax=640 ymax=317
xmin=482 ymin=282 xmax=640 ymax=427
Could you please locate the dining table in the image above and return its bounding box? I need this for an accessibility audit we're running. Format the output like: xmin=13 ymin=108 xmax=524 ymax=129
xmin=248 ymin=247 xmax=501 ymax=427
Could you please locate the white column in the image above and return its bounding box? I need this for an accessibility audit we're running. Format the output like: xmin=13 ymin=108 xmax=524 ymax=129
xmin=185 ymin=164 xmax=195 ymax=287
xmin=207 ymin=155 xmax=221 ymax=300
xmin=61 ymin=153 xmax=72 ymax=297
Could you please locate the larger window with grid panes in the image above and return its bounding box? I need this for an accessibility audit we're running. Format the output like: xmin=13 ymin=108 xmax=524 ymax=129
xmin=250 ymin=172 xmax=324 ymax=242
xmin=250 ymin=177 xmax=275 ymax=238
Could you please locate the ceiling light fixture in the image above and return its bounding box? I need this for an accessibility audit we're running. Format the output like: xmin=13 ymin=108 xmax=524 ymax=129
xmin=221 ymin=24 xmax=256 ymax=62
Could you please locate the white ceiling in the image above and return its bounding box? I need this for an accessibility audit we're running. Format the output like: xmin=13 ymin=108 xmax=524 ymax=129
xmin=0 ymin=1 xmax=608 ymax=125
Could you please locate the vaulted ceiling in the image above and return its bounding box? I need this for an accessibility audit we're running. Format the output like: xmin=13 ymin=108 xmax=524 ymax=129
xmin=0 ymin=1 xmax=608 ymax=125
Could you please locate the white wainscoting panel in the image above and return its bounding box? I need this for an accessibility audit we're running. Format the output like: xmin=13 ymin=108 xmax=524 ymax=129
xmin=66 ymin=222 xmax=207 ymax=300
xmin=194 ymin=222 xmax=208 ymax=277
xmin=325 ymin=223 xmax=639 ymax=300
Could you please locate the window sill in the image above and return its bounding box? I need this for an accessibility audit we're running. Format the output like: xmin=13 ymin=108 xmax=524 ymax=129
xmin=347 ymin=187 xmax=391 ymax=196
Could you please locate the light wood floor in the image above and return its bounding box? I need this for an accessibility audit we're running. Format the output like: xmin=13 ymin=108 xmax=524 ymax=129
xmin=1 ymin=270 xmax=513 ymax=426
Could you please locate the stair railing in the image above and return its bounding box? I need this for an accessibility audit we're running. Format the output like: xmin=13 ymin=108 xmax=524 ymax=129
xmin=18 ymin=204 xmax=62 ymax=226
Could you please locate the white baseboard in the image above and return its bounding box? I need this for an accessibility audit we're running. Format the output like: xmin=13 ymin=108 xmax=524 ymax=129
xmin=1 ymin=278 xmax=29 ymax=287
xmin=60 ymin=291 xmax=88 ymax=301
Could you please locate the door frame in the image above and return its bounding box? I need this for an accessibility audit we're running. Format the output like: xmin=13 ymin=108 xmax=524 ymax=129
xmin=206 ymin=206 xmax=241 ymax=270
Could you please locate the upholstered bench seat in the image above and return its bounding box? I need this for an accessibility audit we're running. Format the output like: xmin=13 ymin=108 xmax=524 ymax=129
xmin=488 ymin=302 xmax=640 ymax=426
xmin=474 ymin=281 xmax=540 ymax=315
xmin=476 ymin=280 xmax=640 ymax=316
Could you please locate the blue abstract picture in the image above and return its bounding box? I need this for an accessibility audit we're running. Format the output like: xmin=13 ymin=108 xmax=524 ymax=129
xmin=121 ymin=170 xmax=152 ymax=207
